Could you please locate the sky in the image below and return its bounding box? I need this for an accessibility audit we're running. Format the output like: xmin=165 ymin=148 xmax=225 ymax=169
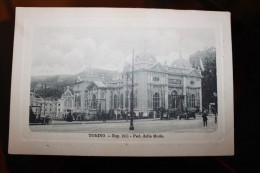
xmin=31 ymin=27 xmax=215 ymax=76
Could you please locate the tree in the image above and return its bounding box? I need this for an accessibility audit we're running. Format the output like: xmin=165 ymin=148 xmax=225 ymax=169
xmin=31 ymin=74 xmax=75 ymax=100
xmin=189 ymin=47 xmax=217 ymax=110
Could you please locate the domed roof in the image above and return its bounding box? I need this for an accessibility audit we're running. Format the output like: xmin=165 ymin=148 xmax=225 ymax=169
xmin=171 ymin=58 xmax=191 ymax=69
xmin=135 ymin=51 xmax=156 ymax=69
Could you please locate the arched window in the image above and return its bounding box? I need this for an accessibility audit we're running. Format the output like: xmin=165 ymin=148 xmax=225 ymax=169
xmin=172 ymin=90 xmax=178 ymax=95
xmin=153 ymin=92 xmax=160 ymax=110
xmin=114 ymin=94 xmax=118 ymax=109
xmin=92 ymin=95 xmax=97 ymax=109
xmin=120 ymin=94 xmax=123 ymax=109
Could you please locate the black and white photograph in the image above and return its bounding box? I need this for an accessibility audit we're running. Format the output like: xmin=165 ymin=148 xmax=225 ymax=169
xmin=8 ymin=8 xmax=234 ymax=156
xmin=29 ymin=27 xmax=218 ymax=133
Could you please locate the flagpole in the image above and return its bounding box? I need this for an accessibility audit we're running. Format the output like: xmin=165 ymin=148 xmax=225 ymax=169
xmin=129 ymin=49 xmax=134 ymax=130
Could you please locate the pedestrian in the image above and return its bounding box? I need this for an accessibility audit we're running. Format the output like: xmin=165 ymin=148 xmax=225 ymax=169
xmin=202 ymin=110 xmax=208 ymax=127
xmin=102 ymin=111 xmax=106 ymax=123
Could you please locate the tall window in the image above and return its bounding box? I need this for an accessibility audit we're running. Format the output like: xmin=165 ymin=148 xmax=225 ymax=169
xmin=110 ymin=91 xmax=113 ymax=108
xmin=187 ymin=94 xmax=196 ymax=108
xmin=101 ymin=92 xmax=105 ymax=99
xmin=125 ymin=91 xmax=129 ymax=109
xmin=191 ymin=94 xmax=195 ymax=107
xmin=92 ymin=95 xmax=97 ymax=109
xmin=65 ymin=100 xmax=68 ymax=107
xmin=85 ymin=96 xmax=89 ymax=109
xmin=114 ymin=94 xmax=118 ymax=109
xmin=161 ymin=93 xmax=165 ymax=108
xmin=75 ymin=94 xmax=81 ymax=107
xmin=120 ymin=94 xmax=123 ymax=109
xmin=153 ymin=92 xmax=160 ymax=110
xmin=171 ymin=90 xmax=178 ymax=109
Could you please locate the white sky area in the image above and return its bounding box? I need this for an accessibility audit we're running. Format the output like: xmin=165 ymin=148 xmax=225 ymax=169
xmin=31 ymin=27 xmax=215 ymax=76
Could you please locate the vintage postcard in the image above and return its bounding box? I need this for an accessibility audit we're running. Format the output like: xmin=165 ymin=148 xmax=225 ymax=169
xmin=9 ymin=8 xmax=234 ymax=156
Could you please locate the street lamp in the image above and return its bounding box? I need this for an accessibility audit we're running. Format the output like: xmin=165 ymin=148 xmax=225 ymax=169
xmin=42 ymin=84 xmax=46 ymax=116
xmin=129 ymin=49 xmax=135 ymax=130
xmin=213 ymin=92 xmax=217 ymax=124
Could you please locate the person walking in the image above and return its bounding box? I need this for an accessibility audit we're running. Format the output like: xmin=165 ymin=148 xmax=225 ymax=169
xmin=202 ymin=110 xmax=208 ymax=127
xmin=102 ymin=111 xmax=106 ymax=123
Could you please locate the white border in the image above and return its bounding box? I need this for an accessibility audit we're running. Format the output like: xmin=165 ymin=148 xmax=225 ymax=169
xmin=9 ymin=7 xmax=234 ymax=156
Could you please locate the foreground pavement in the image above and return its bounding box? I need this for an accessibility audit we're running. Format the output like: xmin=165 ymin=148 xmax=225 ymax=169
xmin=30 ymin=115 xmax=218 ymax=133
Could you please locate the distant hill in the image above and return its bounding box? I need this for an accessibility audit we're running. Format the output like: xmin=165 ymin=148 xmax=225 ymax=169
xmin=31 ymin=74 xmax=76 ymax=100
xmin=30 ymin=68 xmax=120 ymax=100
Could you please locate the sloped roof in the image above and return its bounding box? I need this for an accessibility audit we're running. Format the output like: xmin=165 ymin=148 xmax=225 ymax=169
xmin=87 ymin=81 xmax=107 ymax=89
xmin=93 ymin=81 xmax=106 ymax=88
xmin=75 ymin=76 xmax=83 ymax=83
xmin=63 ymin=86 xmax=74 ymax=96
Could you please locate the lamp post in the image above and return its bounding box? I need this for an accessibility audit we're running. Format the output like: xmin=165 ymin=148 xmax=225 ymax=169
xmin=213 ymin=92 xmax=217 ymax=124
xmin=129 ymin=49 xmax=135 ymax=130
xmin=42 ymin=84 xmax=46 ymax=116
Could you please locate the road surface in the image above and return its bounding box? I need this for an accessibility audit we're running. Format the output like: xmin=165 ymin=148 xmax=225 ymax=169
xmin=30 ymin=115 xmax=217 ymax=133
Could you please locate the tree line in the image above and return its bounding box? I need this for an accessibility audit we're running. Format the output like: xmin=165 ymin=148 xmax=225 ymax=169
xmin=189 ymin=47 xmax=217 ymax=110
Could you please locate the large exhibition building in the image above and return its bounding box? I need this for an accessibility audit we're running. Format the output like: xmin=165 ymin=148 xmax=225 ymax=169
xmin=57 ymin=50 xmax=203 ymax=119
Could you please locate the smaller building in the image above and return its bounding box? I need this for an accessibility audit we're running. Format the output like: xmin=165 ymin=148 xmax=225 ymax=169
xmin=30 ymin=91 xmax=57 ymax=117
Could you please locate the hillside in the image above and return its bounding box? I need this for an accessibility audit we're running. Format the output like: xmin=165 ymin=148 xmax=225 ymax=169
xmin=31 ymin=74 xmax=76 ymax=100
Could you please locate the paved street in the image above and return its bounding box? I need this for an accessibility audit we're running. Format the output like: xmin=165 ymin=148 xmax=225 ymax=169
xmin=30 ymin=115 xmax=217 ymax=133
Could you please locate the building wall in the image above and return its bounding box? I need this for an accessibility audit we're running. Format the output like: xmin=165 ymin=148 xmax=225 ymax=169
xmin=30 ymin=98 xmax=56 ymax=117
xmin=67 ymin=66 xmax=202 ymax=117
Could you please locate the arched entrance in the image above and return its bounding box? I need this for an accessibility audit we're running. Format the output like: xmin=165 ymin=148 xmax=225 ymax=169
xmin=169 ymin=90 xmax=184 ymax=111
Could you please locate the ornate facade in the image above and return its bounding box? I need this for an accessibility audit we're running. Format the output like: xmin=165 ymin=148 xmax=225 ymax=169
xmin=57 ymin=86 xmax=74 ymax=118
xmin=66 ymin=51 xmax=203 ymax=118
